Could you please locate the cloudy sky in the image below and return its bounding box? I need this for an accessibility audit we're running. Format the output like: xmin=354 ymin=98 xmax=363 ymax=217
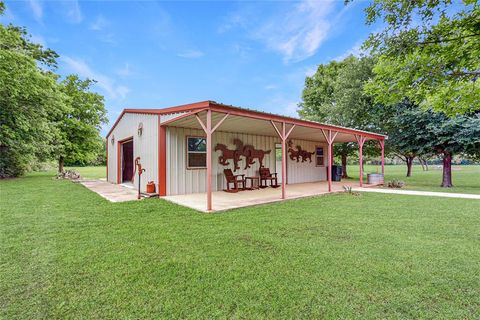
xmin=2 ymin=0 xmax=376 ymax=135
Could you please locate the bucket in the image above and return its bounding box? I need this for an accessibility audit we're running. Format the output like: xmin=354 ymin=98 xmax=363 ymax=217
xmin=146 ymin=181 xmax=156 ymax=193
xmin=367 ymin=173 xmax=384 ymax=185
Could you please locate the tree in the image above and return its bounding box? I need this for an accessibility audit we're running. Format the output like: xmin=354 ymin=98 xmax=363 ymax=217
xmin=299 ymin=55 xmax=385 ymax=177
xmin=54 ymin=75 xmax=108 ymax=173
xmin=362 ymin=0 xmax=480 ymax=115
xmin=381 ymin=102 xmax=435 ymax=177
xmin=0 ymin=6 xmax=66 ymax=178
xmin=425 ymin=113 xmax=480 ymax=187
xmin=384 ymin=102 xmax=480 ymax=186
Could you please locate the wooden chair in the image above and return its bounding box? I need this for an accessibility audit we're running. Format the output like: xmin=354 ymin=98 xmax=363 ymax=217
xmin=259 ymin=168 xmax=279 ymax=188
xmin=223 ymin=169 xmax=246 ymax=193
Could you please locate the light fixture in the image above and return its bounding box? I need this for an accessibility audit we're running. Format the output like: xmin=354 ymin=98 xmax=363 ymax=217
xmin=111 ymin=135 xmax=115 ymax=145
xmin=138 ymin=122 xmax=143 ymax=136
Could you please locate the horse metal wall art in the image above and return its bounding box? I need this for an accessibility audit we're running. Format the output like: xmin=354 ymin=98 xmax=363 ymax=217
xmin=215 ymin=139 xmax=271 ymax=171
xmin=214 ymin=144 xmax=242 ymax=170
xmin=287 ymin=140 xmax=315 ymax=163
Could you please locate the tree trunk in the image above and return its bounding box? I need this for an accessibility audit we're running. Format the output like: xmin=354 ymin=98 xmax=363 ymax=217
xmin=406 ymin=156 xmax=414 ymax=177
xmin=441 ymin=152 xmax=453 ymax=187
xmin=419 ymin=157 xmax=425 ymax=171
xmin=424 ymin=160 xmax=429 ymax=171
xmin=58 ymin=156 xmax=65 ymax=173
xmin=341 ymin=154 xmax=349 ymax=178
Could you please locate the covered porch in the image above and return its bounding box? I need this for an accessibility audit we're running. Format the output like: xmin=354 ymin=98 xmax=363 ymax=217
xmin=163 ymin=180 xmax=374 ymax=212
xmin=159 ymin=102 xmax=387 ymax=212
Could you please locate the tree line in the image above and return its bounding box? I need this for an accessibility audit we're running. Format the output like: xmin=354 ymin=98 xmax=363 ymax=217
xmin=299 ymin=0 xmax=480 ymax=188
xmin=0 ymin=2 xmax=107 ymax=178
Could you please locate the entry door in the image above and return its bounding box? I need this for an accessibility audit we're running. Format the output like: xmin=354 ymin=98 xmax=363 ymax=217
xmin=121 ymin=140 xmax=134 ymax=182
xmin=275 ymin=143 xmax=283 ymax=183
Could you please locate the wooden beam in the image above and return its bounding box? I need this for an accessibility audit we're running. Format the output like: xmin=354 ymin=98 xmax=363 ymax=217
xmin=212 ymin=113 xmax=229 ymax=133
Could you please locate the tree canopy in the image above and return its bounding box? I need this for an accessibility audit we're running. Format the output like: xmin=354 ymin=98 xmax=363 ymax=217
xmin=0 ymin=2 xmax=107 ymax=177
xmin=299 ymin=55 xmax=385 ymax=177
xmin=363 ymin=0 xmax=480 ymax=115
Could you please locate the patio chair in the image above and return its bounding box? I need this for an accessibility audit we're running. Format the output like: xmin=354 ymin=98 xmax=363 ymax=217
xmin=259 ymin=168 xmax=279 ymax=188
xmin=223 ymin=169 xmax=246 ymax=193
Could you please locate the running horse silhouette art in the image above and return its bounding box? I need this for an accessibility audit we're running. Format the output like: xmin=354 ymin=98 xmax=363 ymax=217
xmin=233 ymin=139 xmax=271 ymax=170
xmin=288 ymin=140 xmax=315 ymax=163
xmin=214 ymin=143 xmax=242 ymax=171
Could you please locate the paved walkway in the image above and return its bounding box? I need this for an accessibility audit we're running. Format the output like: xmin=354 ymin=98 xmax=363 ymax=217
xmin=79 ymin=180 xmax=138 ymax=202
xmin=352 ymin=187 xmax=480 ymax=200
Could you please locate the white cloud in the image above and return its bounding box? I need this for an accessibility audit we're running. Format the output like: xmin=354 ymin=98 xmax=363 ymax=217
xmin=254 ymin=0 xmax=335 ymax=63
xmin=62 ymin=0 xmax=83 ymax=24
xmin=90 ymin=15 xmax=109 ymax=31
xmin=61 ymin=56 xmax=129 ymax=100
xmin=28 ymin=0 xmax=43 ymax=22
xmin=264 ymin=84 xmax=277 ymax=90
xmin=177 ymin=50 xmax=204 ymax=59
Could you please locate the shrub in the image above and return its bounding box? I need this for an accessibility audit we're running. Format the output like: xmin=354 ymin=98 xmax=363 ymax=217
xmin=387 ymin=179 xmax=405 ymax=188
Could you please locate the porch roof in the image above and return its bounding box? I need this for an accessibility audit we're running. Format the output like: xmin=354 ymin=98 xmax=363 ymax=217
xmin=107 ymin=100 xmax=387 ymax=142
xmin=160 ymin=101 xmax=387 ymax=143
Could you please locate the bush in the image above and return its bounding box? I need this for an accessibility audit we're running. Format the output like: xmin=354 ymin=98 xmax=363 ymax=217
xmin=387 ymin=179 xmax=405 ymax=188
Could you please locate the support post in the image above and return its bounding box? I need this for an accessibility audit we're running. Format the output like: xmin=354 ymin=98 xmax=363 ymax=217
xmin=321 ymin=129 xmax=338 ymax=192
xmin=271 ymin=121 xmax=295 ymax=200
xmin=355 ymin=135 xmax=366 ymax=187
xmin=281 ymin=122 xmax=286 ymax=199
xmin=194 ymin=110 xmax=229 ymax=211
xmin=379 ymin=139 xmax=385 ymax=176
xmin=206 ymin=110 xmax=212 ymax=211
xmin=327 ymin=131 xmax=333 ymax=192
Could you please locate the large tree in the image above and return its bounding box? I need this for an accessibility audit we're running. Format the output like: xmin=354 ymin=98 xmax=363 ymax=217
xmin=0 ymin=5 xmax=66 ymax=178
xmin=54 ymin=75 xmax=108 ymax=172
xmin=362 ymin=0 xmax=480 ymax=115
xmin=381 ymin=102 xmax=436 ymax=177
xmin=299 ymin=55 xmax=385 ymax=177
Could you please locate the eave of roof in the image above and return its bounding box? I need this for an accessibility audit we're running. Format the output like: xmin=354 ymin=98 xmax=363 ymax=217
xmin=106 ymin=100 xmax=387 ymax=140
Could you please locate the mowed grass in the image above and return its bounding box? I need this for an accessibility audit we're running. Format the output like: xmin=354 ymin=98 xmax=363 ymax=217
xmin=345 ymin=164 xmax=480 ymax=194
xmin=1 ymin=172 xmax=480 ymax=319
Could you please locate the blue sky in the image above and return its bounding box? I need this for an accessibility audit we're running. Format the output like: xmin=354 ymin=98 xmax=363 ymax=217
xmin=2 ymin=0 xmax=375 ymax=136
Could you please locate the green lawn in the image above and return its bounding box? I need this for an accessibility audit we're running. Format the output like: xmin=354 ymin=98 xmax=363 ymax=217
xmin=346 ymin=164 xmax=480 ymax=194
xmin=1 ymin=172 xmax=479 ymax=318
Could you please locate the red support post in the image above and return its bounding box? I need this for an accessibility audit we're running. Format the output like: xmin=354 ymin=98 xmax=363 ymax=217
xmin=327 ymin=130 xmax=333 ymax=192
xmin=206 ymin=110 xmax=212 ymax=211
xmin=281 ymin=122 xmax=286 ymax=199
xmin=379 ymin=139 xmax=385 ymax=176
xmin=356 ymin=135 xmax=366 ymax=187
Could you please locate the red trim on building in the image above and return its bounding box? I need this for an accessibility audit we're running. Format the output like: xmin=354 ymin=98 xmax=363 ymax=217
xmin=106 ymin=137 xmax=108 ymax=181
xmin=158 ymin=116 xmax=167 ymax=196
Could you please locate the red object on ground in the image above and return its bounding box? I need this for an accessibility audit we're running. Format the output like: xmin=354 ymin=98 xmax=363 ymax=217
xmin=146 ymin=181 xmax=155 ymax=193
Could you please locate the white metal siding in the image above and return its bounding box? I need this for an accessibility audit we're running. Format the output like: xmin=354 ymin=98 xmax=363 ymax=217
xmin=106 ymin=113 xmax=158 ymax=193
xmin=166 ymin=127 xmax=329 ymax=196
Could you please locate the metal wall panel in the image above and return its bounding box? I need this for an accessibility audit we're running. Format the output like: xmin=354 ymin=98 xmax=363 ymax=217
xmin=106 ymin=113 xmax=158 ymax=193
xmin=166 ymin=127 xmax=329 ymax=195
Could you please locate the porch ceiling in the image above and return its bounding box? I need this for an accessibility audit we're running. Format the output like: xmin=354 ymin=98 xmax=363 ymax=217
xmin=162 ymin=110 xmax=369 ymax=143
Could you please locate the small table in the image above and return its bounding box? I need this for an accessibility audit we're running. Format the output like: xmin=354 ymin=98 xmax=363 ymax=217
xmin=245 ymin=176 xmax=260 ymax=190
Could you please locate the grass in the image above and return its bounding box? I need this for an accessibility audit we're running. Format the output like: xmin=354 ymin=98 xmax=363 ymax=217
xmin=346 ymin=164 xmax=480 ymax=194
xmin=1 ymin=172 xmax=480 ymax=319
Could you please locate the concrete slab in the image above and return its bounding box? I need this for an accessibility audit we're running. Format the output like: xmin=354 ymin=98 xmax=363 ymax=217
xmin=162 ymin=180 xmax=366 ymax=212
xmin=79 ymin=180 xmax=138 ymax=202
xmin=352 ymin=187 xmax=480 ymax=199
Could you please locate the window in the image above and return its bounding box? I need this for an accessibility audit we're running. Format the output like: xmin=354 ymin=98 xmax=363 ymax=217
xmin=315 ymin=146 xmax=325 ymax=166
xmin=187 ymin=137 xmax=207 ymax=168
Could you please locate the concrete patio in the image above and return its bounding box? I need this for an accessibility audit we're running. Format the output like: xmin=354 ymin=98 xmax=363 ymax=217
xmin=163 ymin=180 xmax=370 ymax=212
xmin=79 ymin=180 xmax=138 ymax=202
